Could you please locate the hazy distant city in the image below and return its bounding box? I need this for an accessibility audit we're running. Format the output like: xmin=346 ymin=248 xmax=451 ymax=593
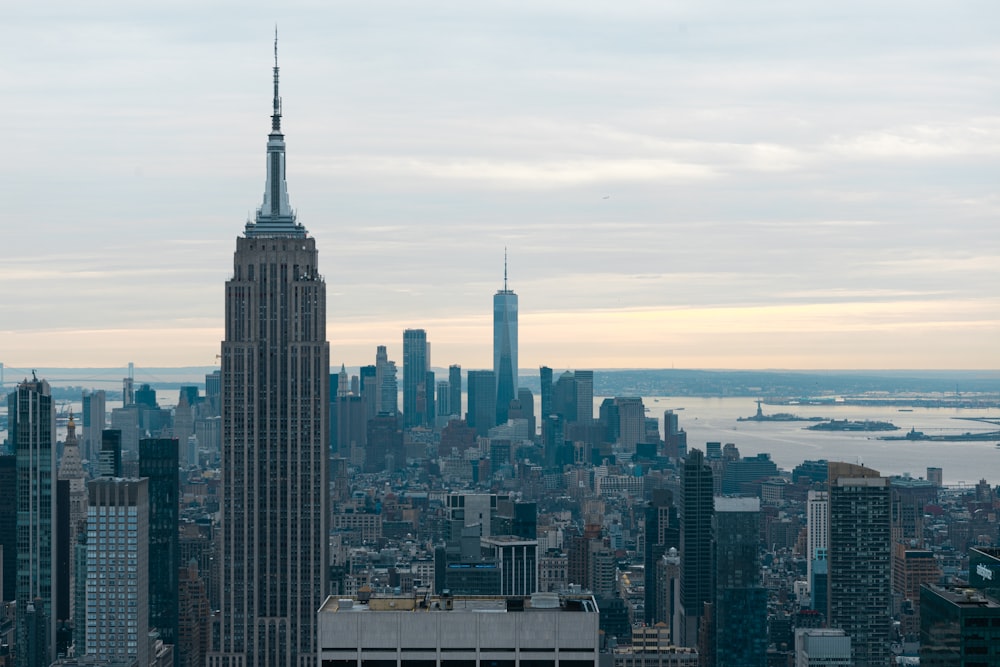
xmin=4 ymin=4 xmax=1000 ymax=667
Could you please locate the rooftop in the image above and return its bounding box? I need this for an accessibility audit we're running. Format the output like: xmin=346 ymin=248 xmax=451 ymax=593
xmin=320 ymin=592 xmax=598 ymax=614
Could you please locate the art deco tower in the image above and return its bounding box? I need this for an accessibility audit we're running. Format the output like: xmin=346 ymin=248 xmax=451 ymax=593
xmin=493 ymin=252 xmax=518 ymax=424
xmin=210 ymin=39 xmax=329 ymax=667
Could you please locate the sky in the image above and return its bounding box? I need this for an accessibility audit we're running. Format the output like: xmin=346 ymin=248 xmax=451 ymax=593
xmin=2 ymin=1 xmax=999 ymax=373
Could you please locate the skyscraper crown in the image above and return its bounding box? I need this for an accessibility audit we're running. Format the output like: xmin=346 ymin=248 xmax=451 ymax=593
xmin=245 ymin=30 xmax=306 ymax=239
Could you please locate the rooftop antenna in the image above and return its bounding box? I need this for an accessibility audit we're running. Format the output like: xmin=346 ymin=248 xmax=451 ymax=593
xmin=272 ymin=25 xmax=282 ymax=132
xmin=504 ymin=247 xmax=508 ymax=291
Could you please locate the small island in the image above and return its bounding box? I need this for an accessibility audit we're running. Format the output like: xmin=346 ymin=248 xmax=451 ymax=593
xmin=738 ymin=400 xmax=827 ymax=422
xmin=807 ymin=419 xmax=898 ymax=432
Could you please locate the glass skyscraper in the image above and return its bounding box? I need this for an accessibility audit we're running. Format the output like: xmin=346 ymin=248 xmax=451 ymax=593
xmin=493 ymin=256 xmax=518 ymax=425
xmin=11 ymin=376 xmax=56 ymax=667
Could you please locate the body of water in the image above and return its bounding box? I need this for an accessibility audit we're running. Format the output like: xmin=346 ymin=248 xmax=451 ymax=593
xmin=635 ymin=397 xmax=999 ymax=486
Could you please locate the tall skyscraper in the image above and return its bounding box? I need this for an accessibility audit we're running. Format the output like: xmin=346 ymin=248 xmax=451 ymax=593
xmin=615 ymin=396 xmax=645 ymax=452
xmin=81 ymin=390 xmax=106 ymax=465
xmin=0 ymin=454 xmax=15 ymax=603
xmin=806 ymin=490 xmax=828 ymax=600
xmin=493 ymin=254 xmax=518 ymax=425
xmin=85 ymin=478 xmax=150 ymax=666
xmin=375 ymin=345 xmax=389 ymax=414
xmin=57 ymin=412 xmax=87 ymax=644
xmin=573 ymin=370 xmax=594 ymax=424
xmin=139 ymin=438 xmax=179 ymax=654
xmin=679 ymin=448 xmax=714 ymax=648
xmin=210 ymin=40 xmax=330 ymax=667
xmin=714 ymin=497 xmax=767 ymax=667
xmin=827 ymin=462 xmax=891 ymax=667
xmin=10 ymin=376 xmax=57 ymax=667
xmin=403 ymin=329 xmax=429 ymax=428
xmin=448 ymin=364 xmax=462 ymax=418
xmin=466 ymin=370 xmax=497 ymax=437
xmin=436 ymin=380 xmax=451 ymax=417
xmin=539 ymin=366 xmax=553 ymax=420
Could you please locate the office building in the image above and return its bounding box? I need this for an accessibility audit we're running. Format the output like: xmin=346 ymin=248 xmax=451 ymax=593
xmin=403 ymin=329 xmax=430 ymax=428
xmin=85 ymin=478 xmax=149 ymax=667
xmin=436 ymin=380 xmax=450 ymax=417
xmin=209 ymin=42 xmax=329 ymax=667
xmin=493 ymin=255 xmax=518 ymax=426
xmin=539 ymin=366 xmax=553 ymax=420
xmin=81 ymin=390 xmax=106 ymax=465
xmin=644 ymin=492 xmax=678 ymax=625
xmin=516 ymin=387 xmax=536 ymax=436
xmin=920 ymin=584 xmax=1000 ymax=666
xmin=573 ymin=370 xmax=593 ymax=424
xmin=205 ymin=370 xmax=222 ymax=417
xmin=968 ymin=546 xmax=1000 ymax=599
xmin=365 ymin=414 xmax=404 ymax=474
xmin=678 ymin=449 xmax=713 ymax=648
xmin=0 ymin=454 xmax=15 ymax=602
xmin=332 ymin=394 xmax=366 ymax=458
xmin=466 ymin=370 xmax=497 ymax=437
xmin=380 ymin=360 xmax=398 ymax=417
xmin=805 ymin=490 xmax=828 ymax=597
xmin=663 ymin=410 xmax=687 ymax=458
xmin=57 ymin=414 xmax=87 ymax=643
xmin=794 ymin=629 xmax=850 ymax=667
xmin=99 ymin=429 xmax=122 ymax=478
xmin=714 ymin=497 xmax=767 ymax=667
xmin=448 ymin=364 xmax=462 ymax=418
xmin=318 ymin=592 xmax=599 ymax=667
xmin=481 ymin=536 xmax=538 ymax=597
xmin=10 ymin=376 xmax=57 ymax=667
xmin=827 ymin=463 xmax=891 ymax=667
xmin=615 ymin=397 xmax=645 ymax=453
xmin=891 ymin=476 xmax=937 ymax=546
xmin=139 ymin=438 xmax=179 ymax=653
xmin=893 ymin=544 xmax=940 ymax=639
xmin=358 ymin=365 xmax=377 ymax=419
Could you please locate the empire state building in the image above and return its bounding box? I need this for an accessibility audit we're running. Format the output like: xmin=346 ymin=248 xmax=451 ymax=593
xmin=210 ymin=40 xmax=329 ymax=667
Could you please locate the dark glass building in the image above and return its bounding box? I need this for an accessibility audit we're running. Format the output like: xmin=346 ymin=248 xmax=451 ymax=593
xmin=139 ymin=438 xmax=180 ymax=657
xmin=10 ymin=376 xmax=56 ymax=667
xmin=714 ymin=497 xmax=767 ymax=667
xmin=466 ymin=370 xmax=497 ymax=437
xmin=403 ymin=328 xmax=429 ymax=428
xmin=920 ymin=584 xmax=1000 ymax=666
xmin=679 ymin=448 xmax=714 ymax=647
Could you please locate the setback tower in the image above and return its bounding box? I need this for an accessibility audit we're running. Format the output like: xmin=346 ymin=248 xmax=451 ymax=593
xmin=209 ymin=37 xmax=330 ymax=667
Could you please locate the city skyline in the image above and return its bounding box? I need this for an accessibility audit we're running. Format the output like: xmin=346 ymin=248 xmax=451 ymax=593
xmin=4 ymin=2 xmax=999 ymax=370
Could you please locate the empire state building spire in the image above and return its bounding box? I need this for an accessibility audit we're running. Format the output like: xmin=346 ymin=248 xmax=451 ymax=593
xmin=246 ymin=29 xmax=303 ymax=237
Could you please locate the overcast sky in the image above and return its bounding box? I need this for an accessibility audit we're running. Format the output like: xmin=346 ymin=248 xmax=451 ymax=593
xmin=2 ymin=1 xmax=999 ymax=373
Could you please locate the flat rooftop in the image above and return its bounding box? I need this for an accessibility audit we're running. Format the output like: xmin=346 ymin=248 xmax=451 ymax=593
xmin=320 ymin=592 xmax=598 ymax=614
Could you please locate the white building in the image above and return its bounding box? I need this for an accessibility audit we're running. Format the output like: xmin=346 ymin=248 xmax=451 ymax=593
xmin=86 ymin=477 xmax=149 ymax=667
xmin=318 ymin=592 xmax=599 ymax=667
xmin=794 ymin=629 xmax=851 ymax=667
xmin=806 ymin=490 xmax=828 ymax=588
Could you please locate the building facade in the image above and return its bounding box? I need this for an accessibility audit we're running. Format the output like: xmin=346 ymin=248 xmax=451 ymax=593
xmin=209 ymin=42 xmax=330 ymax=667
xmin=85 ymin=478 xmax=149 ymax=667
xmin=713 ymin=497 xmax=767 ymax=667
xmin=493 ymin=259 xmax=518 ymax=426
xmin=827 ymin=463 xmax=891 ymax=667
xmin=139 ymin=438 xmax=179 ymax=654
xmin=403 ymin=329 xmax=430 ymax=428
xmin=678 ymin=449 xmax=713 ymax=648
xmin=11 ymin=376 xmax=57 ymax=667
xmin=318 ymin=593 xmax=599 ymax=667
